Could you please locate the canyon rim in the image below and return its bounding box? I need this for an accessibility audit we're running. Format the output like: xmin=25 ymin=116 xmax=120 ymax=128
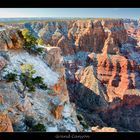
xmin=1 ymin=8 xmax=140 ymax=132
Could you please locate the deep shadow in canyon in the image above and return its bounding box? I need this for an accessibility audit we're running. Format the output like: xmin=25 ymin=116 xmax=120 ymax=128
xmin=65 ymin=54 xmax=140 ymax=132
xmin=66 ymin=76 xmax=140 ymax=131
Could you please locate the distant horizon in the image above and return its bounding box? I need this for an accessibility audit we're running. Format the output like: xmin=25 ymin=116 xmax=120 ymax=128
xmin=0 ymin=17 xmax=139 ymax=20
xmin=0 ymin=8 xmax=140 ymax=20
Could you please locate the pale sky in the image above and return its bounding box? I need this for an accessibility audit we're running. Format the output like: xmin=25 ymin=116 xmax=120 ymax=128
xmin=0 ymin=8 xmax=140 ymax=19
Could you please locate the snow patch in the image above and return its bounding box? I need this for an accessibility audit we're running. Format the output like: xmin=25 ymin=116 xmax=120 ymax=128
xmin=121 ymin=43 xmax=140 ymax=64
xmin=47 ymin=126 xmax=58 ymax=132
xmin=0 ymin=27 xmax=6 ymax=31
xmin=3 ymin=51 xmax=59 ymax=86
xmin=130 ymin=51 xmax=140 ymax=64
xmin=62 ymin=118 xmax=77 ymax=132
xmin=62 ymin=104 xmax=72 ymax=118
xmin=64 ymin=51 xmax=89 ymax=66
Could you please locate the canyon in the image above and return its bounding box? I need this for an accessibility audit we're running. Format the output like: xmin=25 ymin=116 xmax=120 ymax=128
xmin=0 ymin=18 xmax=140 ymax=132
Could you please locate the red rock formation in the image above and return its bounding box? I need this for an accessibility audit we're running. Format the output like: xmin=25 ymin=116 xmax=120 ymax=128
xmin=44 ymin=47 xmax=69 ymax=103
xmin=0 ymin=56 xmax=7 ymax=71
xmin=67 ymin=19 xmax=127 ymax=55
xmin=102 ymin=20 xmax=128 ymax=54
xmin=87 ymin=53 xmax=139 ymax=102
xmin=57 ymin=36 xmax=75 ymax=55
xmin=0 ymin=29 xmax=23 ymax=51
xmin=91 ymin=126 xmax=117 ymax=132
xmin=0 ymin=19 xmax=128 ymax=56
xmin=8 ymin=30 xmax=23 ymax=49
xmin=0 ymin=19 xmax=139 ymax=131
xmin=70 ymin=20 xmax=106 ymax=53
xmin=0 ymin=113 xmax=13 ymax=132
xmin=35 ymin=19 xmax=127 ymax=56
xmin=52 ymin=105 xmax=64 ymax=119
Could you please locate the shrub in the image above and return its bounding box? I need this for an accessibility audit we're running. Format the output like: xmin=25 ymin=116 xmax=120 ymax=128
xmin=39 ymin=83 xmax=48 ymax=90
xmin=20 ymin=64 xmax=35 ymax=75
xmin=77 ymin=114 xmax=84 ymax=122
xmin=25 ymin=116 xmax=36 ymax=128
xmin=80 ymin=120 xmax=88 ymax=129
xmin=31 ymin=46 xmax=44 ymax=55
xmin=22 ymin=29 xmax=36 ymax=46
xmin=36 ymin=38 xmax=44 ymax=46
xmin=16 ymin=64 xmax=48 ymax=98
xmin=4 ymin=73 xmax=17 ymax=82
xmin=28 ymin=123 xmax=46 ymax=132
xmin=77 ymin=113 xmax=89 ymax=129
xmin=4 ymin=64 xmax=48 ymax=98
xmin=46 ymin=44 xmax=52 ymax=47
xmin=21 ymin=28 xmax=44 ymax=55
xmin=20 ymin=64 xmax=40 ymax=92
xmin=33 ymin=76 xmax=48 ymax=90
xmin=33 ymin=76 xmax=44 ymax=84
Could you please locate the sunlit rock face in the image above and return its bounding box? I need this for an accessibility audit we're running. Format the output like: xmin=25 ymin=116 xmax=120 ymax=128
xmin=0 ymin=19 xmax=127 ymax=55
xmin=43 ymin=47 xmax=69 ymax=103
xmin=91 ymin=126 xmax=117 ymax=132
xmin=1 ymin=18 xmax=140 ymax=132
xmin=0 ymin=29 xmax=23 ymax=51
xmin=0 ymin=113 xmax=13 ymax=132
xmin=29 ymin=19 xmax=140 ymax=131
xmin=0 ymin=33 xmax=81 ymax=132
xmin=30 ymin=19 xmax=127 ymax=56
xmin=86 ymin=53 xmax=140 ymax=102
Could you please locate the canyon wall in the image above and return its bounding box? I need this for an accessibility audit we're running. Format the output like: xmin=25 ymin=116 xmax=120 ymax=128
xmin=1 ymin=19 xmax=140 ymax=131
xmin=0 ymin=28 xmax=82 ymax=132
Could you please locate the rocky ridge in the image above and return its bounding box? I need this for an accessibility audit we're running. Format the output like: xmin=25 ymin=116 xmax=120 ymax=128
xmin=1 ymin=18 xmax=140 ymax=132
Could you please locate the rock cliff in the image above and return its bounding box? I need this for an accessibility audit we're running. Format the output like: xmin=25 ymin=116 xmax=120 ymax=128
xmin=1 ymin=18 xmax=140 ymax=132
xmin=0 ymin=28 xmax=82 ymax=132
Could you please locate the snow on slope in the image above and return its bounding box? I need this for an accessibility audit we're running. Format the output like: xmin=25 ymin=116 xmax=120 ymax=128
xmin=63 ymin=51 xmax=89 ymax=66
xmin=0 ymin=27 xmax=6 ymax=31
xmin=121 ymin=43 xmax=140 ymax=64
xmin=3 ymin=50 xmax=59 ymax=86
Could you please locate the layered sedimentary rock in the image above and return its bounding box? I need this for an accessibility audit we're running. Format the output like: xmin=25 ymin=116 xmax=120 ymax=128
xmin=0 ymin=30 xmax=81 ymax=132
xmin=123 ymin=19 xmax=140 ymax=45
xmin=1 ymin=18 xmax=140 ymax=132
xmin=65 ymin=19 xmax=140 ymax=131
xmin=33 ymin=19 xmax=140 ymax=131
xmin=75 ymin=65 xmax=108 ymax=111
xmin=27 ymin=19 xmax=127 ymax=55
xmin=43 ymin=47 xmax=69 ymax=103
xmin=0 ymin=29 xmax=22 ymax=51
xmin=0 ymin=19 xmax=128 ymax=55
xmin=91 ymin=126 xmax=117 ymax=132
xmin=86 ymin=53 xmax=140 ymax=102
xmin=0 ymin=113 xmax=13 ymax=132
xmin=102 ymin=20 xmax=128 ymax=54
